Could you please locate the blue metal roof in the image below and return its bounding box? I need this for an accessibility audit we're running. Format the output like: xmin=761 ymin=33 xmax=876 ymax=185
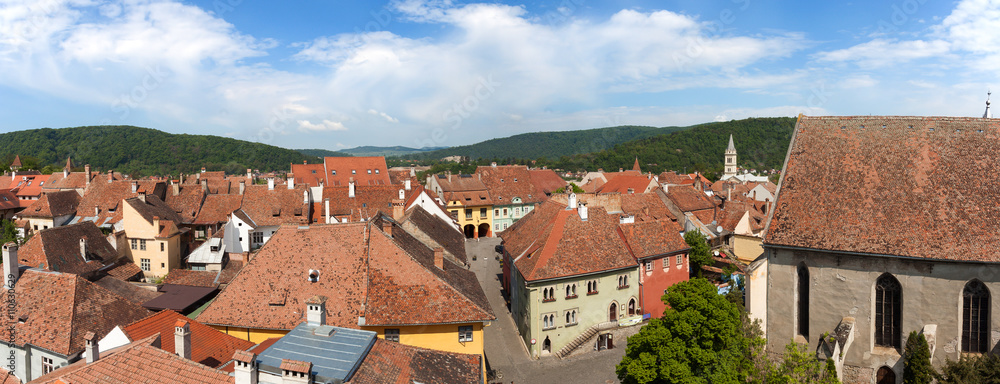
xmin=256 ymin=323 xmax=377 ymax=383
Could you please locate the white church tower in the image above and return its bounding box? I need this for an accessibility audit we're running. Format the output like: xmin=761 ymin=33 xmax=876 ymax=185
xmin=723 ymin=134 xmax=737 ymax=180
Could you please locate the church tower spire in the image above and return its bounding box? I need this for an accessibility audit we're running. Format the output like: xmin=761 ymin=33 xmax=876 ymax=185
xmin=723 ymin=134 xmax=737 ymax=180
xmin=984 ymin=91 xmax=992 ymax=119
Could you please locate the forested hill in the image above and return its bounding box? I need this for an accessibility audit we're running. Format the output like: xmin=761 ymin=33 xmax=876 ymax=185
xmin=0 ymin=126 xmax=318 ymax=176
xmin=541 ymin=117 xmax=797 ymax=177
xmin=296 ymin=148 xmax=352 ymax=158
xmin=407 ymin=125 xmax=687 ymax=160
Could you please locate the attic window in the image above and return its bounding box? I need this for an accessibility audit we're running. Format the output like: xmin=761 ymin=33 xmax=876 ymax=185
xmin=352 ymin=169 xmax=356 ymax=174
xmin=367 ymin=169 xmax=372 ymax=174
xmin=271 ymin=207 xmax=281 ymax=216
xmin=332 ymin=170 xmax=337 ymax=175
xmin=514 ymin=178 xmax=518 ymax=182
xmin=362 ymin=203 xmax=367 ymax=208
xmin=375 ymin=169 xmax=380 ymax=174
xmin=311 ymin=170 xmax=316 ymax=174
xmin=308 ymin=269 xmax=320 ymax=283
xmin=294 ymin=208 xmax=303 ymax=216
xmin=501 ymin=179 xmax=504 ymax=182
xmin=929 ymin=128 xmax=935 ymax=132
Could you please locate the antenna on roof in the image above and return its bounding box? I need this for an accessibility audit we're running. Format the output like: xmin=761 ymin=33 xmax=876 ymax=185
xmin=984 ymin=90 xmax=993 ymax=119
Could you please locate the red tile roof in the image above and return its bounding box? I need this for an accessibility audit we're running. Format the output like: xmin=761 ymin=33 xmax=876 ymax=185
xmin=324 ymin=157 xmax=391 ymax=186
xmin=663 ymin=185 xmax=716 ymax=213
xmin=105 ymin=261 xmax=143 ymax=281
xmin=193 ymin=194 xmax=244 ymax=225
xmin=597 ymin=174 xmax=657 ymax=194
xmin=658 ymin=171 xmax=692 ymax=185
xmin=18 ymin=190 xmax=80 ymax=218
xmin=41 ymin=336 xmax=234 ymax=384
xmin=527 ymin=169 xmax=567 ymax=195
xmin=197 ymin=222 xmax=493 ymax=331
xmin=348 ymin=339 xmax=483 ymax=384
xmin=620 ymin=193 xmax=676 ymax=222
xmin=0 ymin=190 xmax=18 ymax=211
xmin=399 ymin=205 xmax=467 ymax=264
xmin=765 ymin=116 xmax=1000 ymax=262
xmin=322 ymin=185 xmax=407 ymax=222
xmin=75 ymin=180 xmax=167 ymax=226
xmin=17 ymin=222 xmax=119 ymax=275
xmin=619 ymin=220 xmax=689 ymax=260
xmin=42 ymin=170 xmax=94 ymax=191
xmin=12 ymin=174 xmax=49 ymax=199
xmin=502 ymin=200 xmax=637 ymax=282
xmin=0 ymin=368 xmax=20 ymax=384
xmin=162 ymin=262 xmax=244 ymax=288
xmin=290 ymin=163 xmax=326 ymax=187
xmin=239 ymin=184 xmax=310 ymax=226
xmin=121 ymin=310 xmax=255 ymax=368
xmin=163 ymin=185 xmax=206 ymax=224
xmin=0 ymin=270 xmax=151 ymax=356
xmin=475 ymin=165 xmax=545 ymax=205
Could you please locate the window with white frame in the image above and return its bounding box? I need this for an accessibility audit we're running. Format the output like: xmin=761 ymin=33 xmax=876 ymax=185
xmin=139 ymin=239 xmax=147 ymax=251
xmin=130 ymin=239 xmax=138 ymax=250
xmin=42 ymin=356 xmax=54 ymax=374
xmin=565 ymin=309 xmax=578 ymax=325
xmin=140 ymin=258 xmax=151 ymax=271
xmin=252 ymin=231 xmax=264 ymax=244
xmin=385 ymin=329 xmax=400 ymax=342
xmin=458 ymin=326 xmax=473 ymax=342
xmin=644 ymin=260 xmax=652 ymax=272
xmin=676 ymin=255 xmax=683 ymax=265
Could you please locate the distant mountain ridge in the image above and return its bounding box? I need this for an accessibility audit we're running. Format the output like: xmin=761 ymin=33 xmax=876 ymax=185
xmin=0 ymin=126 xmax=318 ymax=176
xmin=402 ymin=125 xmax=684 ymax=160
xmin=296 ymin=148 xmax=352 ymax=158
xmin=340 ymin=146 xmax=447 ymax=157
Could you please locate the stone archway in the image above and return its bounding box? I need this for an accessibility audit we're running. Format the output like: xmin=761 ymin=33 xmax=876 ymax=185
xmin=542 ymin=337 xmax=551 ymax=354
xmin=876 ymin=366 xmax=895 ymax=384
xmin=628 ymin=298 xmax=636 ymax=316
xmin=609 ymin=302 xmax=618 ymax=322
xmin=463 ymin=224 xmax=475 ymax=239
xmin=478 ymin=223 xmax=490 ymax=238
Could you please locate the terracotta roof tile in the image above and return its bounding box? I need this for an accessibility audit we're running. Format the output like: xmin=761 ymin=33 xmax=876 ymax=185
xmin=75 ymin=180 xmax=167 ymax=227
xmin=597 ymin=174 xmax=657 ymax=194
xmin=527 ymin=169 xmax=568 ymax=195
xmin=280 ymin=359 xmax=312 ymax=374
xmin=290 ymin=163 xmax=326 ymax=187
xmin=0 ymin=270 xmax=151 ymax=356
xmin=619 ymin=220 xmax=688 ymax=259
xmin=765 ymin=116 xmax=1000 ymax=262
xmin=163 ymin=185 xmax=206 ymax=224
xmin=40 ymin=336 xmax=234 ymax=384
xmin=12 ymin=174 xmax=49 ymax=199
xmin=121 ymin=310 xmax=255 ymax=368
xmin=197 ymin=222 xmax=493 ymax=331
xmin=400 ymin=205 xmax=467 ymax=264
xmin=663 ymin=185 xmax=716 ymax=212
xmin=0 ymin=368 xmax=20 ymax=384
xmin=322 ymin=185 xmax=408 ymax=222
xmin=475 ymin=165 xmax=545 ymax=204
xmin=323 ymin=157 xmax=391 ymax=186
xmin=0 ymin=190 xmax=18 ymax=211
xmin=92 ymin=276 xmax=161 ymax=305
xmin=239 ymin=184 xmax=310 ymax=226
xmin=18 ymin=222 xmax=119 ymax=275
xmin=348 ymin=339 xmax=482 ymax=384
xmin=105 ymin=261 xmax=143 ymax=281
xmin=620 ymin=193 xmax=676 ymax=222
xmin=193 ymin=194 xmax=244 ymax=225
xmin=18 ymin=190 xmax=79 ymax=219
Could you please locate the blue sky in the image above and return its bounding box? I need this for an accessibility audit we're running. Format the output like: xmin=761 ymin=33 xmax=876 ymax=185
xmin=0 ymin=0 xmax=994 ymax=150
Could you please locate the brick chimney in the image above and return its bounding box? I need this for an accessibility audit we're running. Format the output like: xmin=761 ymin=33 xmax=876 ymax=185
xmin=85 ymin=164 xmax=91 ymax=187
xmin=3 ymin=243 xmax=18 ymax=289
xmin=348 ymin=177 xmax=355 ymax=198
xmin=239 ymin=180 xmax=245 ymax=195
xmin=267 ymin=178 xmax=274 ymax=190
xmin=233 ymin=350 xmax=259 ymax=384
xmin=79 ymin=238 xmax=87 ymax=261
xmin=434 ymin=247 xmax=444 ymax=270
xmin=85 ymin=331 xmax=99 ymax=363
xmin=381 ymin=220 xmax=392 ymax=238
xmin=174 ymin=319 xmax=191 ymax=360
xmin=287 ymin=173 xmax=294 ymax=189
xmin=107 ymin=170 xmax=113 ymax=183
xmin=404 ymin=179 xmax=411 ymax=191
xmin=200 ymin=167 xmax=206 ymax=174
xmin=392 ymin=199 xmax=404 ymax=221
xmin=280 ymin=359 xmax=312 ymax=384
xmin=306 ymin=295 xmax=327 ymax=327
xmin=172 ymin=183 xmax=179 ymax=196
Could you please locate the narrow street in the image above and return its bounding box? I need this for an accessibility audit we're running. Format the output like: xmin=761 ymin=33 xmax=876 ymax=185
xmin=467 ymin=237 xmax=625 ymax=384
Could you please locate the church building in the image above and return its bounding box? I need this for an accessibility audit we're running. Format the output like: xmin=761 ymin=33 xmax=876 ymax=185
xmin=758 ymin=113 xmax=1000 ymax=384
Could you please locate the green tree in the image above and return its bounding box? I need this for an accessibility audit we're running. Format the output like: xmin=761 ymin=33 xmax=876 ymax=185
xmin=616 ymin=278 xmax=759 ymax=384
xmin=938 ymin=354 xmax=1000 ymax=384
xmin=903 ymin=331 xmax=935 ymax=384
xmin=766 ymin=342 xmax=840 ymax=384
xmin=684 ymin=230 xmax=712 ymax=277
xmin=0 ymin=220 xmax=19 ymax=245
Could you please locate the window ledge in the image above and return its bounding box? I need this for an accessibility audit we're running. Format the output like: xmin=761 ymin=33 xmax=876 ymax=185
xmin=617 ymin=285 xmax=630 ymax=290
xmin=564 ymin=322 xmax=578 ymax=328
xmin=542 ymin=326 xmax=556 ymax=331
xmin=587 ymin=291 xmax=599 ymax=296
xmin=542 ymin=298 xmax=555 ymax=303
xmin=565 ymin=295 xmax=578 ymax=300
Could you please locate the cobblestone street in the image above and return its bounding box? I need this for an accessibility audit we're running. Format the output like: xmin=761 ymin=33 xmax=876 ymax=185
xmin=467 ymin=237 xmax=625 ymax=384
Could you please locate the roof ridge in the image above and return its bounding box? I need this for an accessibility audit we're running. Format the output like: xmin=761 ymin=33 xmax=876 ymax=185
xmin=370 ymin=227 xmax=493 ymax=322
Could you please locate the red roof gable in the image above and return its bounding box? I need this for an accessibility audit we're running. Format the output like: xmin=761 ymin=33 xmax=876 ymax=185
xmin=122 ymin=310 xmax=254 ymax=368
xmin=323 ymin=157 xmax=391 ymax=186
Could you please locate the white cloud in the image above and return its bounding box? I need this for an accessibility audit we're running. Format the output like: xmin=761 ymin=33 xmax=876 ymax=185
xmin=368 ymin=109 xmax=399 ymax=123
xmin=815 ymin=39 xmax=951 ymax=68
xmin=297 ymin=119 xmax=346 ymax=132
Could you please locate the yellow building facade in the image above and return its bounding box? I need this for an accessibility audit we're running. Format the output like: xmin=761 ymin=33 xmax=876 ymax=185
xmin=122 ymin=198 xmax=183 ymax=279
xmin=448 ymin=200 xmax=493 ymax=238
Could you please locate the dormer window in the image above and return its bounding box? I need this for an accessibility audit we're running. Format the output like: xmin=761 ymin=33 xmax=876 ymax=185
xmin=308 ymin=269 xmax=319 ymax=282
xmin=375 ymin=169 xmax=380 ymax=174
xmin=332 ymin=170 xmax=337 ymax=175
xmin=367 ymin=169 xmax=372 ymax=174
xmin=352 ymin=169 xmax=356 ymax=174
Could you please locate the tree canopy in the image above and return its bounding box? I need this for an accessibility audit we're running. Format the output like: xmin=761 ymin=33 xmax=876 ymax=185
xmin=684 ymin=230 xmax=713 ymax=277
xmin=904 ymin=331 xmax=935 ymax=384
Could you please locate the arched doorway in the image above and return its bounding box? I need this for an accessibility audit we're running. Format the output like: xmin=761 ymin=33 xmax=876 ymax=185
xmin=463 ymin=224 xmax=475 ymax=238
xmin=876 ymin=366 xmax=895 ymax=384
xmin=628 ymin=298 xmax=636 ymax=316
xmin=542 ymin=337 xmax=551 ymax=354
xmin=609 ymin=302 xmax=618 ymax=322
xmin=478 ymin=223 xmax=490 ymax=238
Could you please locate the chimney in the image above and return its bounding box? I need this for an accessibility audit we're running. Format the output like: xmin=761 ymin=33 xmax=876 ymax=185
xmin=8 ymin=172 xmax=12 ymax=182
xmin=619 ymin=168 xmax=624 ymax=172
xmin=627 ymin=187 xmax=634 ymax=195
xmin=392 ymin=199 xmax=404 ymax=221
xmin=306 ymin=296 xmax=327 ymax=326
xmin=107 ymin=170 xmax=113 ymax=183
xmin=201 ymin=179 xmax=208 ymax=193
xmin=179 ymin=173 xmax=184 ymax=184
xmin=174 ymin=319 xmax=191 ymax=360
xmin=79 ymin=238 xmax=87 ymax=261
xmin=172 ymin=183 xmax=179 ymax=196
xmin=246 ymin=168 xmax=252 ymax=181
xmin=201 ymin=167 xmax=206 ymax=173
xmin=131 ymin=181 xmax=137 ymax=193
xmin=267 ymin=178 xmax=274 ymax=190
xmin=85 ymin=164 xmax=91 ymax=186
xmin=152 ymin=216 xmax=160 ymax=235
xmin=348 ymin=177 xmax=355 ymax=198
xmin=94 ymin=206 xmax=100 ymax=216
xmin=287 ymin=173 xmax=294 ymax=189
xmin=85 ymin=332 xmax=99 ymax=364
xmin=137 ymin=192 xmax=146 ymax=203
xmin=434 ymin=247 xmax=444 ymax=270
xmin=235 ymin=180 xmax=243 ymax=195
xmin=303 ymin=190 xmax=308 ymax=204
xmin=662 ymin=184 xmax=669 ymax=193
xmin=578 ymin=202 xmax=588 ymax=221
xmin=3 ymin=243 xmax=18 ymax=289
xmin=568 ymin=193 xmax=578 ymax=209
xmin=491 ymin=162 xmax=497 ymax=167
xmin=324 ymin=198 xmax=330 ymax=224
xmin=63 ymin=168 xmax=69 ymax=178
xmin=233 ymin=351 xmax=259 ymax=384
xmin=281 ymin=359 xmax=312 ymax=384
xmin=381 ymin=220 xmax=392 ymax=238
xmin=398 ymin=189 xmax=405 ymax=200
xmin=404 ymin=179 xmax=411 ymax=191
